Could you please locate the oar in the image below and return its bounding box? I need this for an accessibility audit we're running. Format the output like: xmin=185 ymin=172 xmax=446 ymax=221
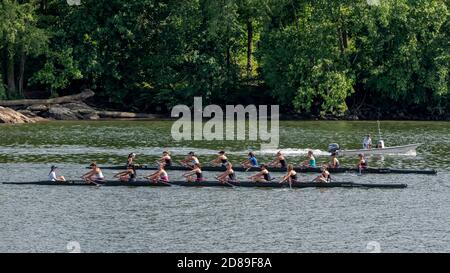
xmin=214 ymin=176 xmax=235 ymax=188
xmin=157 ymin=180 xmax=172 ymax=186
xmin=144 ymin=175 xmax=170 ymax=186
xmin=357 ymin=165 xmax=363 ymax=176
xmin=288 ymin=178 xmax=292 ymax=190
xmin=81 ymin=177 xmax=101 ymax=187
xmin=179 ymin=161 xmax=195 ymax=169
xmin=278 ymin=177 xmax=292 ymax=189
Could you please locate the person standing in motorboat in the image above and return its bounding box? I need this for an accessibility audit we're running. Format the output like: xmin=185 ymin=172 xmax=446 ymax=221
xmin=362 ymin=134 xmax=372 ymax=149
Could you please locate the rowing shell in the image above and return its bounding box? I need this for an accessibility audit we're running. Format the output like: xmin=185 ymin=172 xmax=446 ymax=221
xmin=336 ymin=144 xmax=421 ymax=156
xmin=90 ymin=165 xmax=437 ymax=175
xmin=2 ymin=180 xmax=407 ymax=189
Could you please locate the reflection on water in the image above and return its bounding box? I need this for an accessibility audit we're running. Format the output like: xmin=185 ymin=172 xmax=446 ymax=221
xmin=0 ymin=120 xmax=449 ymax=252
xmin=0 ymin=120 xmax=449 ymax=170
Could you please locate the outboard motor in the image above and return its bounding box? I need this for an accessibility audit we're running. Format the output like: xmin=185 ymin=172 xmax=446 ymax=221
xmin=328 ymin=143 xmax=340 ymax=153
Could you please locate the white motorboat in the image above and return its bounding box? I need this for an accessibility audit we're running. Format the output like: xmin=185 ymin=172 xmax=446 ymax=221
xmin=335 ymin=143 xmax=421 ymax=156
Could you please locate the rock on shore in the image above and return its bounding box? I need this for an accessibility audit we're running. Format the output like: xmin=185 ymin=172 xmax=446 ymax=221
xmin=15 ymin=102 xmax=157 ymax=122
xmin=0 ymin=90 xmax=160 ymax=124
xmin=0 ymin=106 xmax=44 ymax=124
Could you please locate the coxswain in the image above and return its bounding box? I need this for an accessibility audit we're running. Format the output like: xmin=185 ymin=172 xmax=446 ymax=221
xmin=48 ymin=166 xmax=65 ymax=182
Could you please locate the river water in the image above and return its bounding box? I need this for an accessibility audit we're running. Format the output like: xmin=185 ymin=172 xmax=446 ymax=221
xmin=0 ymin=120 xmax=449 ymax=252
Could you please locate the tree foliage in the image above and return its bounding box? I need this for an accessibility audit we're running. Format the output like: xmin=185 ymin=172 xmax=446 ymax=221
xmin=0 ymin=0 xmax=448 ymax=116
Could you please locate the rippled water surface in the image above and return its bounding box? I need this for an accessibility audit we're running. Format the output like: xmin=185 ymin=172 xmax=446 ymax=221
xmin=1 ymin=120 xmax=449 ymax=252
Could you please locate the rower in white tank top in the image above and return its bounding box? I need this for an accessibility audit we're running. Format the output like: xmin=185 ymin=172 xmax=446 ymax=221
xmin=95 ymin=169 xmax=105 ymax=180
xmin=48 ymin=166 xmax=66 ymax=182
xmin=82 ymin=162 xmax=105 ymax=183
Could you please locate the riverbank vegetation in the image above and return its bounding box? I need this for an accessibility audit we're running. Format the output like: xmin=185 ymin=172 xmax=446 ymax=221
xmin=1 ymin=0 xmax=449 ymax=119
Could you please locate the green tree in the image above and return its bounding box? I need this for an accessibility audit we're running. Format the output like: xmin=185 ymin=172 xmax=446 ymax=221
xmin=0 ymin=74 xmax=6 ymax=99
xmin=258 ymin=0 xmax=355 ymax=116
xmin=0 ymin=0 xmax=48 ymax=98
xmin=351 ymin=0 xmax=449 ymax=114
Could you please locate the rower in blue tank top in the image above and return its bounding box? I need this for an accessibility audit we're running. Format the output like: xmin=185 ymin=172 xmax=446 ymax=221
xmin=241 ymin=152 xmax=259 ymax=169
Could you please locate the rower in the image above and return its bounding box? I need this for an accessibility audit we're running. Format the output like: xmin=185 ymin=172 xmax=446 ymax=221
xmin=147 ymin=163 xmax=169 ymax=183
xmin=357 ymin=153 xmax=368 ymax=169
xmin=114 ymin=165 xmax=137 ymax=182
xmin=48 ymin=166 xmax=66 ymax=182
xmin=250 ymin=164 xmax=272 ymax=182
xmin=268 ymin=151 xmax=287 ymax=168
xmin=216 ymin=163 xmax=236 ymax=183
xmin=301 ymin=150 xmax=316 ymax=167
xmin=159 ymin=151 xmax=172 ymax=167
xmin=211 ymin=151 xmax=229 ymax=167
xmin=183 ymin=163 xmax=204 ymax=182
xmin=328 ymin=153 xmax=340 ymax=169
xmin=127 ymin=153 xmax=137 ymax=167
xmin=82 ymin=162 xmax=105 ymax=183
xmin=362 ymin=134 xmax=372 ymax=149
xmin=179 ymin=152 xmax=200 ymax=168
xmin=241 ymin=152 xmax=259 ymax=169
xmin=280 ymin=164 xmax=297 ymax=184
xmin=313 ymin=167 xmax=331 ymax=183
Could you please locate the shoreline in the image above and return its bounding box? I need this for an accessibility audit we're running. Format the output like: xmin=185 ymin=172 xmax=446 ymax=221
xmin=2 ymin=104 xmax=449 ymax=124
xmin=3 ymin=116 xmax=449 ymax=124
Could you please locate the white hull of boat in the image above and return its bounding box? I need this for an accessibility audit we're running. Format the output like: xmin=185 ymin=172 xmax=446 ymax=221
xmin=336 ymin=144 xmax=421 ymax=156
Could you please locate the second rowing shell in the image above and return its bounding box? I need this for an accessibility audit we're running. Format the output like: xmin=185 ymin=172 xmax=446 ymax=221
xmin=3 ymin=180 xmax=407 ymax=189
xmin=90 ymin=165 xmax=437 ymax=175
